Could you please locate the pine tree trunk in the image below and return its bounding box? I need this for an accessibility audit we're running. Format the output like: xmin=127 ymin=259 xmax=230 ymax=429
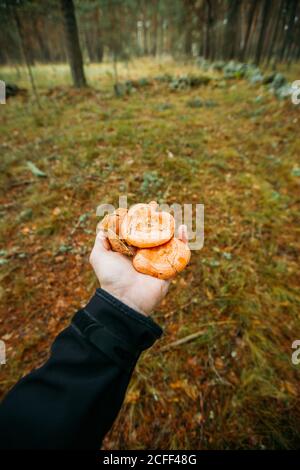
xmin=95 ymin=7 xmax=104 ymax=63
xmin=13 ymin=8 xmax=40 ymax=107
xmin=60 ymin=0 xmax=86 ymax=88
xmin=33 ymin=17 xmax=51 ymax=63
xmin=204 ymin=0 xmax=213 ymax=59
xmin=283 ymin=0 xmax=298 ymax=63
xmin=255 ymin=0 xmax=271 ymax=65
xmin=240 ymin=0 xmax=257 ymax=61
xmin=185 ymin=27 xmax=193 ymax=56
xmin=151 ymin=0 xmax=158 ymax=56
xmin=224 ymin=0 xmax=242 ymax=60
xmin=143 ymin=1 xmax=149 ymax=56
xmin=266 ymin=0 xmax=284 ymax=67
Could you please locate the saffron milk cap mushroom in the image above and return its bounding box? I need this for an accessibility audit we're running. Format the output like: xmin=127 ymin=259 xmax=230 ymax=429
xmin=121 ymin=202 xmax=175 ymax=248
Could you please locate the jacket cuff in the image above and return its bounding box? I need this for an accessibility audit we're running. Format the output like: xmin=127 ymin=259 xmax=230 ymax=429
xmin=71 ymin=288 xmax=163 ymax=371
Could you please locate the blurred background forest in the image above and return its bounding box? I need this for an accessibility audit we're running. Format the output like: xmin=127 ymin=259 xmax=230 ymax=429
xmin=0 ymin=0 xmax=300 ymax=450
xmin=1 ymin=0 xmax=300 ymax=87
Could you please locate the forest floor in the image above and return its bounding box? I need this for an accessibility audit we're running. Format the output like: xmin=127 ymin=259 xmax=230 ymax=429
xmin=0 ymin=58 xmax=300 ymax=449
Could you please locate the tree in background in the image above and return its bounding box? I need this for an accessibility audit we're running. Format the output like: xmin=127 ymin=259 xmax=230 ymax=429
xmin=0 ymin=0 xmax=300 ymax=71
xmin=75 ymin=0 xmax=104 ymax=63
xmin=0 ymin=0 xmax=42 ymax=104
xmin=255 ymin=0 xmax=271 ymax=65
xmin=60 ymin=0 xmax=86 ymax=87
xmin=239 ymin=0 xmax=257 ymax=62
xmin=223 ymin=0 xmax=242 ymax=60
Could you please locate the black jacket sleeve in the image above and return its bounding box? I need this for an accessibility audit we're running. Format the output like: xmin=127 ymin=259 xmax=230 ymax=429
xmin=0 ymin=288 xmax=163 ymax=449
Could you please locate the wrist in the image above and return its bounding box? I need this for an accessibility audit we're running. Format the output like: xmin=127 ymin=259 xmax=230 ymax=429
xmin=101 ymin=287 xmax=149 ymax=317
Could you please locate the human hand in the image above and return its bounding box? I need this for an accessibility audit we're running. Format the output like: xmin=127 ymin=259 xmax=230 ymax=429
xmin=89 ymin=225 xmax=189 ymax=316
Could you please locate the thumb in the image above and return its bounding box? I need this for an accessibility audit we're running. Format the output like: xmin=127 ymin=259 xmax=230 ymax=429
xmin=93 ymin=229 xmax=111 ymax=252
xmin=90 ymin=229 xmax=111 ymax=266
xmin=177 ymin=224 xmax=189 ymax=244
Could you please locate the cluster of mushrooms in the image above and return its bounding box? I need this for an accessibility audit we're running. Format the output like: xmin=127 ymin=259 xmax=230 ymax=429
xmin=97 ymin=201 xmax=191 ymax=280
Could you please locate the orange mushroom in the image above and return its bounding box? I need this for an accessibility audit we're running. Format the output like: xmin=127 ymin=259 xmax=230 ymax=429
xmin=106 ymin=228 xmax=136 ymax=256
xmin=133 ymin=237 xmax=191 ymax=280
xmin=121 ymin=202 xmax=175 ymax=248
xmin=97 ymin=202 xmax=191 ymax=279
xmin=97 ymin=208 xmax=135 ymax=256
xmin=97 ymin=207 xmax=128 ymax=235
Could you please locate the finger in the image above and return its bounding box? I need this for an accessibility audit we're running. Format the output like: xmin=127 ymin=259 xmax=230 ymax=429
xmin=177 ymin=224 xmax=189 ymax=244
xmin=93 ymin=229 xmax=111 ymax=253
xmin=96 ymin=221 xmax=103 ymax=234
xmin=149 ymin=200 xmax=158 ymax=210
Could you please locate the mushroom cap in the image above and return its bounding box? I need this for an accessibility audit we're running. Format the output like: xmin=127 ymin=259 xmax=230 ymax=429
xmin=133 ymin=237 xmax=191 ymax=280
xmin=97 ymin=207 xmax=127 ymax=236
xmin=121 ymin=203 xmax=175 ymax=248
xmin=97 ymin=208 xmax=135 ymax=256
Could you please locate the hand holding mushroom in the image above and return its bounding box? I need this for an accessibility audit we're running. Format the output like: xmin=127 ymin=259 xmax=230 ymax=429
xmin=97 ymin=201 xmax=191 ymax=279
xmin=90 ymin=202 xmax=190 ymax=315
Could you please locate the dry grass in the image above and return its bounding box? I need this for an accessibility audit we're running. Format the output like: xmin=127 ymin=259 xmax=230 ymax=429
xmin=0 ymin=58 xmax=300 ymax=449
